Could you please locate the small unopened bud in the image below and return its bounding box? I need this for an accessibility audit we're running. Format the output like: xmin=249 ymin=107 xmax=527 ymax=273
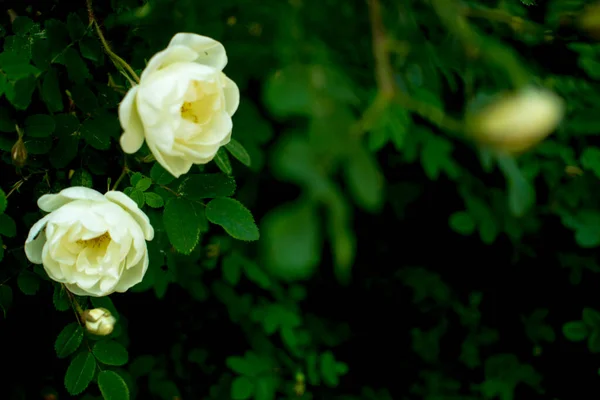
xmin=82 ymin=307 xmax=116 ymax=336
xmin=11 ymin=137 xmax=27 ymax=167
xmin=467 ymin=87 xmax=565 ymax=154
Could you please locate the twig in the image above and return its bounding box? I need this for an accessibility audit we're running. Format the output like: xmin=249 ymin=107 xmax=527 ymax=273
xmin=85 ymin=0 xmax=140 ymax=84
xmin=111 ymin=163 xmax=129 ymax=191
xmin=368 ymin=0 xmax=395 ymax=98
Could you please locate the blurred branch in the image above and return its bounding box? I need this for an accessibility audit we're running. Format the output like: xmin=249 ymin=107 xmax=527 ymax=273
xmin=85 ymin=0 xmax=140 ymax=84
xmin=362 ymin=0 xmax=464 ymax=134
xmin=463 ymin=7 xmax=545 ymax=36
xmin=430 ymin=0 xmax=530 ymax=88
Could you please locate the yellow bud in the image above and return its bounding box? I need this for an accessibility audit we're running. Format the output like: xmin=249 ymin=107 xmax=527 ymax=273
xmin=467 ymin=87 xmax=565 ymax=154
xmin=11 ymin=137 xmax=27 ymax=167
xmin=82 ymin=307 xmax=116 ymax=336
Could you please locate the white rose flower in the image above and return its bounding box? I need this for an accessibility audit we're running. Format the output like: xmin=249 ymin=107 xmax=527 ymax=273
xmin=24 ymin=187 xmax=154 ymax=297
xmin=468 ymin=86 xmax=565 ymax=154
xmin=118 ymin=33 xmax=240 ymax=178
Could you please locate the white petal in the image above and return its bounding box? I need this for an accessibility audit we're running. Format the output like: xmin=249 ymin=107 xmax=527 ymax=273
xmin=104 ymin=191 xmax=154 ymax=241
xmin=38 ymin=187 xmax=105 ymax=212
xmin=140 ymin=45 xmax=198 ymax=82
xmin=118 ymin=86 xmax=145 ymax=154
xmin=168 ymin=33 xmax=227 ymax=71
xmin=24 ymin=214 xmax=51 ymax=264
xmin=147 ymin=140 xmax=193 ymax=178
xmin=115 ymin=248 xmax=148 ymax=293
xmin=221 ymin=73 xmax=240 ymax=116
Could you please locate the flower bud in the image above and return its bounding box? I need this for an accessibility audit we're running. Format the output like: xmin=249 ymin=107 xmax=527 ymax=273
xmin=466 ymin=87 xmax=565 ymax=154
xmin=82 ymin=307 xmax=116 ymax=336
xmin=11 ymin=137 xmax=27 ymax=167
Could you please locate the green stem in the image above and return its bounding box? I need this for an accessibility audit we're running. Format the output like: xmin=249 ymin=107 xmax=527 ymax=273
xmin=112 ymin=164 xmax=129 ymax=191
xmin=86 ymin=0 xmax=140 ymax=84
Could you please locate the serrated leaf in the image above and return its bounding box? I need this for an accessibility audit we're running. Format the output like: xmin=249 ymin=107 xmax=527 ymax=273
xmin=179 ymin=174 xmax=236 ymax=199
xmin=62 ymin=47 xmax=90 ymax=84
xmin=67 ymin=13 xmax=86 ymax=41
xmin=128 ymin=189 xmax=145 ymax=209
xmin=55 ymin=322 xmax=84 ymax=358
xmin=50 ymin=136 xmax=79 ymax=168
xmin=150 ymin=162 xmax=175 ymax=185
xmin=42 ymin=69 xmax=63 ymax=112
xmin=163 ymin=197 xmax=202 ymax=254
xmin=135 ymin=177 xmax=152 ymax=192
xmin=0 ymin=51 xmax=40 ymax=80
xmin=214 ymin=148 xmax=232 ymax=175
xmin=25 ymin=114 xmax=55 ymax=137
xmin=64 ymin=352 xmax=96 ymax=395
xmin=71 ymin=85 xmax=98 ymax=113
xmin=79 ymin=37 xmax=103 ymax=63
xmin=225 ymin=139 xmax=252 ymax=166
xmin=71 ymin=169 xmax=93 ymax=188
xmin=0 ymin=214 xmax=16 ymax=237
xmin=93 ymin=340 xmax=129 ymax=366
xmin=81 ymin=118 xmax=112 ymax=150
xmin=17 ymin=270 xmax=40 ymax=295
xmin=144 ymin=192 xmax=164 ymax=208
xmin=53 ymin=284 xmax=70 ymax=311
xmin=98 ymin=370 xmax=130 ymax=400
xmin=231 ymin=376 xmax=254 ymax=400
xmin=205 ymin=198 xmax=259 ymax=241
xmin=24 ymin=136 xmax=52 ymax=155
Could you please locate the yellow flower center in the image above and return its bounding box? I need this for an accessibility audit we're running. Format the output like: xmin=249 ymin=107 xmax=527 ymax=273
xmin=77 ymin=232 xmax=111 ymax=249
xmin=179 ymin=80 xmax=219 ymax=125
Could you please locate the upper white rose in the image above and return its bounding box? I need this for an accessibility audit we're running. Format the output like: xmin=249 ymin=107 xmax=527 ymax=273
xmin=118 ymin=33 xmax=240 ymax=178
xmin=467 ymin=86 xmax=565 ymax=154
xmin=24 ymin=187 xmax=154 ymax=297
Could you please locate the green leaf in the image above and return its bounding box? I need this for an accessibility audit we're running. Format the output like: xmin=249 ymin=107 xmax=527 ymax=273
xmin=261 ymin=202 xmax=321 ymax=280
xmin=222 ymin=254 xmax=242 ymax=285
xmin=563 ymin=321 xmax=588 ymax=342
xmin=231 ymin=376 xmax=254 ymax=400
xmin=225 ymin=139 xmax=252 ymax=166
xmin=0 ymin=109 xmax=14 ymax=132
xmin=0 ymin=285 xmax=13 ymax=318
xmin=41 ymin=69 xmax=64 ymax=112
xmin=93 ymin=340 xmax=129 ymax=366
xmin=205 ymin=198 xmax=259 ymax=241
xmin=64 ymin=352 xmax=96 ymax=395
xmin=0 ymin=51 xmax=40 ymax=80
xmin=62 ymin=47 xmax=90 ymax=84
xmin=0 ymin=188 xmax=6 ymax=214
xmin=214 ymin=148 xmax=233 ymax=175
xmin=150 ymin=162 xmax=175 ymax=185
xmin=144 ymin=192 xmax=164 ymax=208
xmin=50 ymin=136 xmax=79 ymax=168
xmin=320 ymin=351 xmax=339 ymax=387
xmin=98 ymin=370 xmax=130 ymax=400
xmin=343 ymin=146 xmax=384 ymax=212
xmin=0 ymin=214 xmax=15 ymax=237
xmin=71 ymin=169 xmax=93 ymax=188
xmin=135 ymin=177 xmax=152 ymax=192
xmin=163 ymin=197 xmax=202 ymax=254
xmin=449 ymin=211 xmax=476 ymax=235
xmin=25 ymin=114 xmax=55 ymax=137
xmin=129 ymin=172 xmax=143 ymax=187
xmin=179 ymin=174 xmax=236 ymax=199
xmin=17 ymin=270 xmax=41 ymax=295
xmin=583 ymin=308 xmax=600 ymax=327
xmin=590 ymin=329 xmax=600 ymax=353
xmin=81 ymin=117 xmax=112 ymax=150
xmin=5 ymin=75 xmax=37 ymax=109
xmin=24 ymin=137 xmax=52 ymax=155
xmin=128 ymin=189 xmax=145 ymax=209
xmin=79 ymin=37 xmax=104 ymax=63
xmin=67 ymin=13 xmax=86 ymax=41
xmin=226 ymin=356 xmax=255 ymax=375
xmin=71 ymin=85 xmax=98 ymax=113
xmin=53 ymin=284 xmax=70 ymax=311
xmin=55 ymin=322 xmax=84 ymax=358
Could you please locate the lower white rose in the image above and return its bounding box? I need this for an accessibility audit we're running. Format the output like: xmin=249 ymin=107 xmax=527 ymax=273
xmin=119 ymin=32 xmax=240 ymax=178
xmin=24 ymin=187 xmax=154 ymax=297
